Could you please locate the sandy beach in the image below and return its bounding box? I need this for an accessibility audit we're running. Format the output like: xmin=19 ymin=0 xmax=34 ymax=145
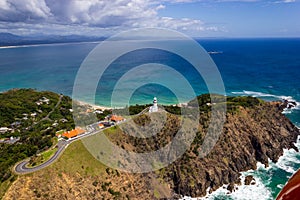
xmin=74 ymin=100 xmax=112 ymax=110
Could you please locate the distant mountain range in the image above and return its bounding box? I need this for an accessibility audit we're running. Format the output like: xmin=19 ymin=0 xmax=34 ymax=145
xmin=0 ymin=32 xmax=105 ymax=46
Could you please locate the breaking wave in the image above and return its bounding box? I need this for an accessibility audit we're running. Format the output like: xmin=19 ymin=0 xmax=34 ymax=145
xmin=231 ymin=90 xmax=300 ymax=114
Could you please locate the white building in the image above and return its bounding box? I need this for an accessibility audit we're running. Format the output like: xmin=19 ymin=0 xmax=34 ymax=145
xmin=149 ymin=97 xmax=158 ymax=113
xmin=40 ymin=97 xmax=50 ymax=104
xmin=0 ymin=127 xmax=9 ymax=133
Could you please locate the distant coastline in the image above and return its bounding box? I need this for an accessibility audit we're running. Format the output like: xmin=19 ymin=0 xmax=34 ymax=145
xmin=0 ymin=41 xmax=101 ymax=49
xmin=0 ymin=32 xmax=106 ymax=48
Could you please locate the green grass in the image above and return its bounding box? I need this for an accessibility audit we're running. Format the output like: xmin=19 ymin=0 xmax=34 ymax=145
xmin=2 ymin=140 xmax=107 ymax=199
xmin=27 ymin=137 xmax=59 ymax=168
xmin=103 ymin=126 xmax=122 ymax=136
xmin=43 ymin=148 xmax=57 ymax=161
xmin=56 ymin=130 xmax=65 ymax=135
xmin=27 ymin=148 xmax=58 ymax=168
xmin=50 ymin=140 xmax=107 ymax=177
xmin=0 ymin=175 xmax=15 ymax=199
xmin=153 ymin=189 xmax=160 ymax=199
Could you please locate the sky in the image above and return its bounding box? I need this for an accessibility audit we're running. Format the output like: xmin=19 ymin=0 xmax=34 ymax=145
xmin=0 ymin=0 xmax=299 ymax=37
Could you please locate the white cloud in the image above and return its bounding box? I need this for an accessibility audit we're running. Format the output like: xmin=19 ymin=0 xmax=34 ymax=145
xmin=277 ymin=0 xmax=296 ymax=3
xmin=149 ymin=17 xmax=208 ymax=31
xmin=0 ymin=0 xmax=51 ymax=22
xmin=0 ymin=0 xmax=221 ymax=36
xmin=0 ymin=0 xmax=296 ymax=37
xmin=0 ymin=0 xmax=11 ymax=10
xmin=156 ymin=4 xmax=166 ymax=10
xmin=43 ymin=0 xmax=158 ymax=27
xmin=1 ymin=0 xmax=293 ymax=36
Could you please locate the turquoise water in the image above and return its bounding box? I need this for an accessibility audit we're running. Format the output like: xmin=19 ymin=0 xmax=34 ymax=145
xmin=0 ymin=38 xmax=300 ymax=199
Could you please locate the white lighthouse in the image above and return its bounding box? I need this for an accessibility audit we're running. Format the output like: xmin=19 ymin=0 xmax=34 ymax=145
xmin=149 ymin=97 xmax=158 ymax=113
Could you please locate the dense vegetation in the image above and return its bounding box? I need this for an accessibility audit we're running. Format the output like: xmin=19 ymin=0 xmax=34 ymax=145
xmin=96 ymin=110 xmax=112 ymax=121
xmin=187 ymin=94 xmax=262 ymax=113
xmin=98 ymin=94 xmax=261 ymax=118
xmin=0 ymin=89 xmax=75 ymax=184
xmin=0 ymin=89 xmax=57 ymax=127
xmin=161 ymin=94 xmax=262 ymax=116
xmin=113 ymin=104 xmax=151 ymax=116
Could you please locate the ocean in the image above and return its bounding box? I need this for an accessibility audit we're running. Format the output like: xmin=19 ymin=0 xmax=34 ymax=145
xmin=0 ymin=38 xmax=300 ymax=199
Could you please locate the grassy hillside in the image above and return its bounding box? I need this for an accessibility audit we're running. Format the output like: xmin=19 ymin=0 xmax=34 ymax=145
xmin=4 ymin=140 xmax=170 ymax=199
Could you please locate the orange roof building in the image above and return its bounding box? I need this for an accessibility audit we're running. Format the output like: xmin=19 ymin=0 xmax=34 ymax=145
xmin=98 ymin=123 xmax=104 ymax=128
xmin=62 ymin=127 xmax=85 ymax=139
xmin=110 ymin=115 xmax=124 ymax=122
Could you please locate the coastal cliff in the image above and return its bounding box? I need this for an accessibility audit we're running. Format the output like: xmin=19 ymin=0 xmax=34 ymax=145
xmin=3 ymin=94 xmax=300 ymax=199
xmin=163 ymin=101 xmax=299 ymax=197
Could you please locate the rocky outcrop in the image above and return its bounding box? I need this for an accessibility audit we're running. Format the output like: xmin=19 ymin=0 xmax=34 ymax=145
xmin=107 ymin=99 xmax=299 ymax=198
xmin=158 ymin=101 xmax=299 ymax=198
xmin=244 ymin=175 xmax=255 ymax=185
xmin=280 ymin=99 xmax=298 ymax=110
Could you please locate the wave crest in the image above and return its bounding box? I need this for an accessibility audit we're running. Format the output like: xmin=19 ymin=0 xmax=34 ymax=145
xmin=231 ymin=90 xmax=300 ymax=114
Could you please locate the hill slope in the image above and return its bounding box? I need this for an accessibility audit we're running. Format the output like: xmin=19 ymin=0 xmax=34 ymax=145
xmin=3 ymin=94 xmax=300 ymax=199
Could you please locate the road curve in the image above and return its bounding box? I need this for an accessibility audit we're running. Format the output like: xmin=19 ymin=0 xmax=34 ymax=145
xmin=14 ymin=140 xmax=68 ymax=174
xmin=14 ymin=126 xmax=110 ymax=174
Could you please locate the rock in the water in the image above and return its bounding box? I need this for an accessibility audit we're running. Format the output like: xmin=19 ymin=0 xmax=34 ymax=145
xmin=281 ymin=99 xmax=297 ymax=109
xmin=287 ymin=102 xmax=297 ymax=109
xmin=227 ymin=182 xmax=235 ymax=192
xmin=244 ymin=175 xmax=255 ymax=185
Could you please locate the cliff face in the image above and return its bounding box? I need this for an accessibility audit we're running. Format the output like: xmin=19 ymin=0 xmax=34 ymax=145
xmin=4 ymin=99 xmax=300 ymax=199
xmin=162 ymin=102 xmax=299 ymax=197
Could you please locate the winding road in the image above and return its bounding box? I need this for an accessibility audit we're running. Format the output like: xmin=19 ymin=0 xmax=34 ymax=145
xmin=14 ymin=127 xmax=103 ymax=174
xmin=15 ymin=139 xmax=69 ymax=174
xmin=14 ymin=107 xmax=150 ymax=174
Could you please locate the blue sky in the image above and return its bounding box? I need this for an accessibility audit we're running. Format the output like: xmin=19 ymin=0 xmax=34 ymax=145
xmin=0 ymin=0 xmax=299 ymax=37
xmin=159 ymin=1 xmax=300 ymax=37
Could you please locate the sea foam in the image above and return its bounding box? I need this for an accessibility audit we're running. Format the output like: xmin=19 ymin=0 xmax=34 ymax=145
xmin=231 ymin=90 xmax=300 ymax=114
xmin=181 ymin=173 xmax=272 ymax=200
xmin=180 ymin=127 xmax=300 ymax=200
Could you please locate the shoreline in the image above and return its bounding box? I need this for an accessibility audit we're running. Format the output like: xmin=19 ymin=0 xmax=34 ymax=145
xmin=0 ymin=40 xmax=101 ymax=50
xmin=74 ymin=100 xmax=113 ymax=110
xmin=74 ymin=100 xmax=190 ymax=111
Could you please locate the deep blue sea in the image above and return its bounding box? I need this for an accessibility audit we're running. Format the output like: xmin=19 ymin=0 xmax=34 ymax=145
xmin=0 ymin=38 xmax=299 ymax=199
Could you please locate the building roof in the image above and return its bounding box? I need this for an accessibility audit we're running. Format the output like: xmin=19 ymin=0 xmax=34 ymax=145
xmin=110 ymin=115 xmax=124 ymax=122
xmin=62 ymin=128 xmax=85 ymax=139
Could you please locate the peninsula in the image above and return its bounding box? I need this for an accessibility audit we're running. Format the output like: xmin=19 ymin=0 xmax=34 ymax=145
xmin=0 ymin=89 xmax=299 ymax=199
